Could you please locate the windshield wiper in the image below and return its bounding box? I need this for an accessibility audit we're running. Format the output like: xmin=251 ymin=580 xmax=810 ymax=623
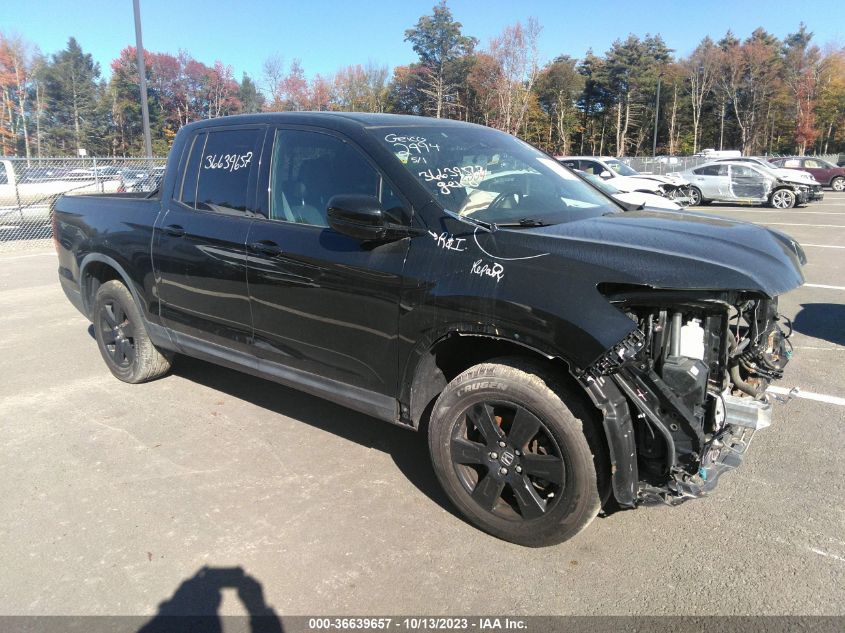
xmin=442 ymin=208 xmax=498 ymax=233
xmin=496 ymin=218 xmax=550 ymax=228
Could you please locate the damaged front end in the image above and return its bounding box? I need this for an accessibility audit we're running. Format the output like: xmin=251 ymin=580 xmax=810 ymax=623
xmin=584 ymin=287 xmax=794 ymax=506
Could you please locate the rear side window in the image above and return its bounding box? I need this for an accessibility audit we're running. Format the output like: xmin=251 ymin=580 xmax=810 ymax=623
xmin=693 ymin=165 xmax=722 ymax=176
xmin=180 ymin=127 xmax=264 ymax=216
xmin=783 ymin=159 xmax=801 ymax=168
xmin=179 ymin=134 xmax=205 ymax=207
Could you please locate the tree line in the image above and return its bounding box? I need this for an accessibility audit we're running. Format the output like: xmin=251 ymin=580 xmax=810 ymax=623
xmin=1 ymin=1 xmax=844 ymax=158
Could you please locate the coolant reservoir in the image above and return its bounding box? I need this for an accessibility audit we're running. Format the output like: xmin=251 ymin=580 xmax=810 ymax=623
xmin=679 ymin=319 xmax=705 ymax=360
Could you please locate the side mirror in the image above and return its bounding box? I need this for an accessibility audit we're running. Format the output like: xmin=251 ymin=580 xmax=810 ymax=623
xmin=600 ymin=170 xmax=612 ymax=179
xmin=327 ymin=194 xmax=388 ymax=241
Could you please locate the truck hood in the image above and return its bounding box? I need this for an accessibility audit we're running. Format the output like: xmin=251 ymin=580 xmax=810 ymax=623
xmin=520 ymin=210 xmax=805 ymax=297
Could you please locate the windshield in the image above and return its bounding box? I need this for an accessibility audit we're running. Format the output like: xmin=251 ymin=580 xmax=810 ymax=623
xmin=367 ymin=125 xmax=618 ymax=225
xmin=605 ymin=159 xmax=638 ymax=176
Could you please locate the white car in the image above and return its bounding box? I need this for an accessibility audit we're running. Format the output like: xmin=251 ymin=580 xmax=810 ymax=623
xmin=577 ymin=171 xmax=682 ymax=211
xmin=0 ymin=159 xmax=120 ymax=226
xmin=556 ymin=156 xmax=690 ymax=202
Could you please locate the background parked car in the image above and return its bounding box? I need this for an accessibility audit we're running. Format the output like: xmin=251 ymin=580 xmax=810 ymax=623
xmin=713 ymin=156 xmax=823 ymax=201
xmin=576 ymin=170 xmax=682 ymax=211
xmin=769 ymin=156 xmax=845 ymax=191
xmin=556 ymin=155 xmax=690 ymax=203
xmin=680 ymin=161 xmax=810 ymax=208
xmin=0 ymin=159 xmax=120 ymax=226
xmin=117 ymin=166 xmax=166 ymax=193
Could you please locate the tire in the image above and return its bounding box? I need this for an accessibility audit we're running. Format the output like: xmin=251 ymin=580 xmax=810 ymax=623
xmin=687 ymin=186 xmax=707 ymax=206
xmin=428 ymin=358 xmax=602 ymax=547
xmin=831 ymin=176 xmax=845 ymax=192
xmin=93 ymin=280 xmax=172 ymax=383
xmin=770 ymin=188 xmax=796 ymax=209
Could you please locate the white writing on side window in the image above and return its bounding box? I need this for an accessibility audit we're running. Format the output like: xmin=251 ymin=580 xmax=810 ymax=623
xmin=204 ymin=152 xmax=253 ymax=172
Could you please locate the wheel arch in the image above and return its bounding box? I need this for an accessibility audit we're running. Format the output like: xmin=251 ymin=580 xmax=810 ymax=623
xmin=401 ymin=330 xmax=639 ymax=508
xmin=78 ymin=253 xmax=175 ymax=350
xmin=79 ymin=254 xmax=138 ymax=319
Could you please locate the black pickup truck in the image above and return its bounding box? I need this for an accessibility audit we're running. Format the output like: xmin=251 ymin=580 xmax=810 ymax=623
xmin=55 ymin=113 xmax=804 ymax=546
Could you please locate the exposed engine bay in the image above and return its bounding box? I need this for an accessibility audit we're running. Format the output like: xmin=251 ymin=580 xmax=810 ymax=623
xmin=586 ymin=288 xmax=793 ymax=504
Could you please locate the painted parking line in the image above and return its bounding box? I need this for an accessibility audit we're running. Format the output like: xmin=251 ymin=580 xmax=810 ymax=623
xmin=762 ymin=222 xmax=845 ymax=228
xmin=804 ymin=283 xmax=845 ymax=291
xmin=0 ymin=251 xmax=56 ymax=261
xmin=768 ymin=385 xmax=845 ymax=407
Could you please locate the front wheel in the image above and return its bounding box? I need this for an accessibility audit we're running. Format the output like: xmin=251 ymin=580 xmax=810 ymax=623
xmin=428 ymin=359 xmax=602 ymax=547
xmin=831 ymin=176 xmax=845 ymax=192
xmin=687 ymin=186 xmax=705 ymax=206
xmin=93 ymin=280 xmax=172 ymax=383
xmin=770 ymin=188 xmax=796 ymax=209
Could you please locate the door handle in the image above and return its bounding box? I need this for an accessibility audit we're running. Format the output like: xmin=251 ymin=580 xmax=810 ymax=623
xmin=163 ymin=224 xmax=185 ymax=237
xmin=249 ymin=240 xmax=282 ymax=256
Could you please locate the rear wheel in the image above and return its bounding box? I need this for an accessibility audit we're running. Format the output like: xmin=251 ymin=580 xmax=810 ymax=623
xmin=428 ymin=359 xmax=601 ymax=547
xmin=93 ymin=280 xmax=172 ymax=383
xmin=770 ymin=188 xmax=796 ymax=209
xmin=831 ymin=176 xmax=845 ymax=192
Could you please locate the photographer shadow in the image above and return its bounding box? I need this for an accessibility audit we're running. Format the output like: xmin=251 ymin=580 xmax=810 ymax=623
xmin=137 ymin=566 xmax=283 ymax=633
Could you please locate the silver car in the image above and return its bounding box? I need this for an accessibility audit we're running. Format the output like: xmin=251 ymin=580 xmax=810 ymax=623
xmin=679 ymin=161 xmax=811 ymax=209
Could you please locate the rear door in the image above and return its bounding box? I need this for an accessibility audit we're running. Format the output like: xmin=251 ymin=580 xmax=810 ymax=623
xmin=690 ymin=164 xmax=728 ymax=199
xmin=153 ymin=125 xmax=266 ymax=354
xmin=245 ymin=126 xmax=411 ymax=397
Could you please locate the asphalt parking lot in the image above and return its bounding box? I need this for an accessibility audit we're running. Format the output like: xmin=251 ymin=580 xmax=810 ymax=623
xmin=1 ymin=194 xmax=844 ymax=618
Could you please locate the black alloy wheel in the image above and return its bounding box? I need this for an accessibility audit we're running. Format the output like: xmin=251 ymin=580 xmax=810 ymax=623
xmin=428 ymin=359 xmax=602 ymax=546
xmin=92 ymin=280 xmax=172 ymax=383
xmin=98 ymin=299 xmax=136 ymax=369
xmin=451 ymin=401 xmax=565 ymax=521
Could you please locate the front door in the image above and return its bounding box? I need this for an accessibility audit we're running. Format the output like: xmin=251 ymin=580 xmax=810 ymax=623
xmin=153 ymin=125 xmax=266 ymax=353
xmin=729 ymin=164 xmax=767 ymax=200
xmin=246 ymin=127 xmax=411 ymax=396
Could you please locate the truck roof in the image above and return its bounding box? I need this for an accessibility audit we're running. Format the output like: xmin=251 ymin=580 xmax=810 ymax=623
xmin=180 ymin=112 xmax=487 ymax=133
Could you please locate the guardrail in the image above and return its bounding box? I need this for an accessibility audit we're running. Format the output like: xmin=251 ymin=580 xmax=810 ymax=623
xmin=0 ymin=157 xmax=166 ymax=253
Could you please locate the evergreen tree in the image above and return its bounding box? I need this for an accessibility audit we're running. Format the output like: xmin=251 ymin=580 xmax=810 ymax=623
xmin=41 ymin=37 xmax=102 ymax=154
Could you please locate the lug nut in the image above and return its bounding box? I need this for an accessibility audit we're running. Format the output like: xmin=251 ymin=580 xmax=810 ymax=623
xmin=490 ymin=452 xmax=498 ymax=459
xmin=515 ymin=466 xmax=522 ymax=473
xmin=499 ymin=467 xmax=508 ymax=475
xmin=514 ymin=449 xmax=521 ymax=456
xmin=498 ymin=441 xmax=506 ymax=448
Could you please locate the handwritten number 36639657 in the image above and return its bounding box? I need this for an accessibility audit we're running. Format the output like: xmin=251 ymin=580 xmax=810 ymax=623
xmin=204 ymin=152 xmax=253 ymax=172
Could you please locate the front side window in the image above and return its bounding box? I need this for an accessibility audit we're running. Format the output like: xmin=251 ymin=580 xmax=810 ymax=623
xmin=180 ymin=127 xmax=263 ymax=216
xmin=783 ymin=159 xmax=801 ymax=168
xmin=369 ymin=125 xmax=618 ymax=226
xmin=269 ymin=129 xmax=404 ymax=227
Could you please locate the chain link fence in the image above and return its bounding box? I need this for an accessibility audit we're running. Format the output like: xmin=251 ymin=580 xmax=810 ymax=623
xmin=0 ymin=157 xmax=166 ymax=253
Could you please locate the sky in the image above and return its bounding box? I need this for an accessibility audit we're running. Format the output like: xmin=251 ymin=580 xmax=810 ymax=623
xmin=2 ymin=0 xmax=844 ymax=86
